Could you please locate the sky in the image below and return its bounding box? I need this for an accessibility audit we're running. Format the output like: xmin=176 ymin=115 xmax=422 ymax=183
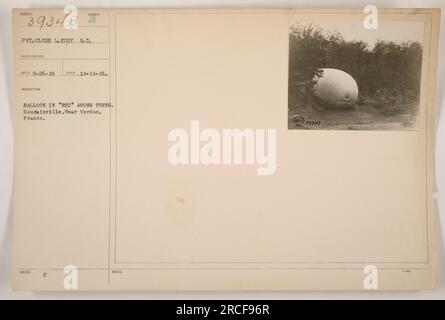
xmin=291 ymin=20 xmax=425 ymax=49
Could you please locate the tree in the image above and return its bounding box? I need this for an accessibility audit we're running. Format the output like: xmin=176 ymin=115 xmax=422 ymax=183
xmin=288 ymin=23 xmax=423 ymax=116
xmin=289 ymin=24 xmax=328 ymax=114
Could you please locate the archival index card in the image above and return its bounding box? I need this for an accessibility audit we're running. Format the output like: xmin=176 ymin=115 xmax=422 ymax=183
xmin=12 ymin=8 xmax=440 ymax=290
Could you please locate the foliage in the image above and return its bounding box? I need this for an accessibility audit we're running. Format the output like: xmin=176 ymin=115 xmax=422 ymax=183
xmin=288 ymin=23 xmax=423 ymax=115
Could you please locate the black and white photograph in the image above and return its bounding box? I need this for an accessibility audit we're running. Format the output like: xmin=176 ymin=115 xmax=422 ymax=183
xmin=288 ymin=20 xmax=424 ymax=130
xmin=1 ymin=1 xmax=444 ymax=303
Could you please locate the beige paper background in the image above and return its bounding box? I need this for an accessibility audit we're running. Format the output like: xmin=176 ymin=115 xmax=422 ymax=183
xmin=11 ymin=8 xmax=440 ymax=291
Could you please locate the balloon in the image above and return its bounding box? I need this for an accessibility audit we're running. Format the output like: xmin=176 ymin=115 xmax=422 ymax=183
xmin=313 ymin=68 xmax=359 ymax=108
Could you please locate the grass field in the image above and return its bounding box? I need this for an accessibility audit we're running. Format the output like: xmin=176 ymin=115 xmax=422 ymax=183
xmin=288 ymin=99 xmax=418 ymax=131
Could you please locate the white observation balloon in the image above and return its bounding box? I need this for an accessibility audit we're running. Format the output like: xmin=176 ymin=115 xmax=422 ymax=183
xmin=313 ymin=68 xmax=359 ymax=108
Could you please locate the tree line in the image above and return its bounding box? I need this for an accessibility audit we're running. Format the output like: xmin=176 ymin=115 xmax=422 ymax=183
xmin=288 ymin=23 xmax=423 ymax=114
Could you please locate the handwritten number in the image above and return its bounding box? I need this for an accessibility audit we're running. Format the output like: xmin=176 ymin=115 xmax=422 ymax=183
xmin=26 ymin=15 xmax=68 ymax=28
xmin=37 ymin=16 xmax=45 ymax=30
xmin=46 ymin=16 xmax=54 ymax=27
